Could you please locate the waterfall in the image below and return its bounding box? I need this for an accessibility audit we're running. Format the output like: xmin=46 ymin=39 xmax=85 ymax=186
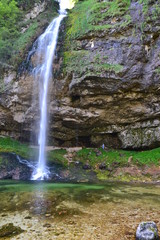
xmin=31 ymin=1 xmax=68 ymax=180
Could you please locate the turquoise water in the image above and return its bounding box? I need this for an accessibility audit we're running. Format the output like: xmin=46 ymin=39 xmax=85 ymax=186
xmin=0 ymin=180 xmax=105 ymax=192
xmin=0 ymin=181 xmax=160 ymax=239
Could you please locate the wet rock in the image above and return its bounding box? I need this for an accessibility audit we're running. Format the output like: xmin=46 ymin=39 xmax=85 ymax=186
xmin=0 ymin=153 xmax=32 ymax=180
xmin=0 ymin=223 xmax=24 ymax=238
xmin=112 ymin=162 xmax=120 ymax=168
xmin=1 ymin=214 xmax=7 ymax=217
xmin=136 ymin=221 xmax=159 ymax=240
xmin=43 ymin=223 xmax=52 ymax=228
xmin=24 ymin=216 xmax=32 ymax=219
xmin=45 ymin=214 xmax=51 ymax=217
xmin=106 ymin=166 xmax=113 ymax=172
xmin=75 ymin=161 xmax=80 ymax=166
xmin=99 ymin=163 xmax=106 ymax=170
xmin=24 ymin=2 xmax=47 ymax=21
xmin=95 ymin=150 xmax=102 ymax=157
xmin=27 ymin=223 xmax=33 ymax=228
xmin=82 ymin=163 xmax=91 ymax=170
xmin=128 ymin=156 xmax=133 ymax=164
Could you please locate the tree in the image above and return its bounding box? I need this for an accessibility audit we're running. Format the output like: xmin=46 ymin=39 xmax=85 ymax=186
xmin=0 ymin=0 xmax=19 ymax=29
xmin=0 ymin=0 xmax=20 ymax=61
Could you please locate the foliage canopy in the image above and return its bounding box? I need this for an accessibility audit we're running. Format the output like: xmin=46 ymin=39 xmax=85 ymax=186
xmin=0 ymin=0 xmax=20 ymax=62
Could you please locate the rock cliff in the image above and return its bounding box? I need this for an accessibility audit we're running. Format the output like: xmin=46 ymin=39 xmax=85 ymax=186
xmin=0 ymin=0 xmax=160 ymax=149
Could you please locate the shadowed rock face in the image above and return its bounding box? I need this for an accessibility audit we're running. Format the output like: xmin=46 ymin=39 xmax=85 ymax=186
xmin=0 ymin=0 xmax=160 ymax=149
xmin=0 ymin=153 xmax=32 ymax=180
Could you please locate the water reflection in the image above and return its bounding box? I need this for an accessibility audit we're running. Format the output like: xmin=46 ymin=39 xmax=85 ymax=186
xmin=32 ymin=183 xmax=47 ymax=215
xmin=0 ymin=181 xmax=160 ymax=239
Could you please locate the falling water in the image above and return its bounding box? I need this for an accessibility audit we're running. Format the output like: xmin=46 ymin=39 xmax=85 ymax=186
xmin=31 ymin=0 xmax=69 ymax=180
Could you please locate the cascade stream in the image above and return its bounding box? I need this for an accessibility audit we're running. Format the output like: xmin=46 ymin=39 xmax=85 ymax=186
xmin=32 ymin=0 xmax=69 ymax=180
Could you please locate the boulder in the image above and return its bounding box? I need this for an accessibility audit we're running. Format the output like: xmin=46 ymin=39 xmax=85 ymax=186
xmin=136 ymin=222 xmax=159 ymax=240
xmin=0 ymin=223 xmax=24 ymax=238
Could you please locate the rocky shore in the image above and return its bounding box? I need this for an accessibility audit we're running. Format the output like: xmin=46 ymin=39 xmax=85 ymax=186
xmin=0 ymin=146 xmax=160 ymax=183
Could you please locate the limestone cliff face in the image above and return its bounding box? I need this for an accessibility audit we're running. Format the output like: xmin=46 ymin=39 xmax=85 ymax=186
xmin=0 ymin=0 xmax=160 ymax=149
xmin=52 ymin=0 xmax=160 ymax=149
xmin=0 ymin=0 xmax=59 ymax=142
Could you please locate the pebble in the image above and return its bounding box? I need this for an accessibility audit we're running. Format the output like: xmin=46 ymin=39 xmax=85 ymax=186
xmin=45 ymin=214 xmax=51 ymax=217
xmin=43 ymin=223 xmax=51 ymax=228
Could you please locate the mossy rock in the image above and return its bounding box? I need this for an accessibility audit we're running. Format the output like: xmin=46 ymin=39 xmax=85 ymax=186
xmin=0 ymin=223 xmax=24 ymax=238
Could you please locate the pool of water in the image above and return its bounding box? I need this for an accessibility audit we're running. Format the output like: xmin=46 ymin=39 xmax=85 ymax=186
xmin=0 ymin=180 xmax=160 ymax=239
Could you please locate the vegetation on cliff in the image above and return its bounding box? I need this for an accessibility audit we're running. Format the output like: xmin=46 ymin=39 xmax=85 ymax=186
xmin=0 ymin=137 xmax=67 ymax=165
xmin=0 ymin=0 xmax=20 ymax=63
xmin=62 ymin=0 xmax=133 ymax=77
xmin=0 ymin=0 xmax=58 ymax=70
xmin=63 ymin=0 xmax=160 ymax=76
xmin=0 ymin=137 xmax=160 ymax=181
xmin=51 ymin=0 xmax=160 ymax=150
xmin=66 ymin=0 xmax=131 ymax=39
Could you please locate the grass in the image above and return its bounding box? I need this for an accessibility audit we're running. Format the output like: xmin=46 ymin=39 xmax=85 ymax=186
xmin=63 ymin=0 xmax=130 ymax=75
xmin=0 ymin=137 xmax=67 ymax=166
xmin=155 ymin=67 xmax=160 ymax=74
xmin=48 ymin=149 xmax=68 ymax=166
xmin=63 ymin=50 xmax=123 ymax=75
xmin=65 ymin=0 xmax=158 ymax=49
xmin=10 ymin=7 xmax=58 ymax=66
xmin=66 ymin=0 xmax=131 ymax=41
xmin=138 ymin=0 xmax=160 ymax=30
xmin=74 ymin=147 xmax=160 ymax=167
xmin=0 ymin=136 xmax=160 ymax=181
xmin=0 ymin=0 xmax=58 ymax=69
xmin=14 ymin=22 xmax=38 ymax=52
xmin=63 ymin=50 xmax=89 ymax=75
xmin=0 ymin=137 xmax=37 ymax=159
xmin=152 ymin=3 xmax=160 ymax=20
xmin=2 ymin=135 xmax=159 ymax=167
xmin=0 ymin=137 xmax=160 ymax=167
xmin=139 ymin=0 xmax=150 ymax=15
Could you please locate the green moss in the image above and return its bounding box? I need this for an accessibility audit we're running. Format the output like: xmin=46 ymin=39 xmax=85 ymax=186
xmin=138 ymin=0 xmax=160 ymax=32
xmin=0 ymin=137 xmax=68 ymax=165
xmin=66 ymin=0 xmax=131 ymax=40
xmin=96 ymin=171 xmax=110 ymax=181
xmin=63 ymin=50 xmax=89 ymax=75
xmin=74 ymin=147 xmax=160 ymax=168
xmin=0 ymin=156 xmax=3 ymax=165
xmin=63 ymin=0 xmax=130 ymax=75
xmin=63 ymin=50 xmax=123 ymax=75
xmin=73 ymin=147 xmax=160 ymax=182
xmin=0 ymin=0 xmax=58 ymax=68
xmin=139 ymin=0 xmax=150 ymax=15
xmin=12 ymin=21 xmax=38 ymax=58
xmin=0 ymin=137 xmax=37 ymax=159
xmin=152 ymin=3 xmax=160 ymax=20
xmin=155 ymin=67 xmax=160 ymax=74
xmin=97 ymin=63 xmax=123 ymax=73
xmin=10 ymin=7 xmax=58 ymax=66
xmin=47 ymin=149 xmax=68 ymax=166
xmin=0 ymin=223 xmax=24 ymax=238
xmin=66 ymin=0 xmax=94 ymax=40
